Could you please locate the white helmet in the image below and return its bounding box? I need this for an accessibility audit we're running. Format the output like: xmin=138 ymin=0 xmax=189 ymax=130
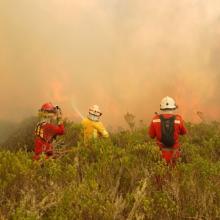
xmin=89 ymin=105 xmax=102 ymax=116
xmin=160 ymin=96 xmax=177 ymax=110
xmin=88 ymin=105 xmax=102 ymax=121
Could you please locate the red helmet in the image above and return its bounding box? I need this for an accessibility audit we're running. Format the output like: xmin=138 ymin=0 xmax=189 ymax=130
xmin=40 ymin=102 xmax=56 ymax=112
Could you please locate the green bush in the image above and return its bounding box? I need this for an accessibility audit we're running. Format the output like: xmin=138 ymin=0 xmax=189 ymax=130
xmin=0 ymin=122 xmax=219 ymax=219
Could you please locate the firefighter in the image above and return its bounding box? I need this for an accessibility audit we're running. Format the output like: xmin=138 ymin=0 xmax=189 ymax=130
xmin=148 ymin=96 xmax=187 ymax=164
xmin=34 ymin=102 xmax=65 ymax=160
xmin=81 ymin=105 xmax=109 ymax=144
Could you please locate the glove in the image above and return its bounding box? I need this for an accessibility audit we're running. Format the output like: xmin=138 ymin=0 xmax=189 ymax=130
xmin=55 ymin=105 xmax=62 ymax=114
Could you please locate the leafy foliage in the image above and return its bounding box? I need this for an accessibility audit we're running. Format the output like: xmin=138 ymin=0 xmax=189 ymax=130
xmin=0 ymin=121 xmax=220 ymax=219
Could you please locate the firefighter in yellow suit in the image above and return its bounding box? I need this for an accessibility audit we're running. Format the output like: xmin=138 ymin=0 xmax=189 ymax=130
xmin=82 ymin=105 xmax=109 ymax=144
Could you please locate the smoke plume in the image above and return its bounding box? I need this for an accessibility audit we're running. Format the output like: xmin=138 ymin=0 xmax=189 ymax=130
xmin=0 ymin=0 xmax=220 ymax=127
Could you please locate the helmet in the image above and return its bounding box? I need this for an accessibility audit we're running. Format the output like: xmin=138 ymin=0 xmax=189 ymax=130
xmin=40 ymin=102 xmax=56 ymax=113
xmin=89 ymin=105 xmax=102 ymax=116
xmin=160 ymin=96 xmax=177 ymax=110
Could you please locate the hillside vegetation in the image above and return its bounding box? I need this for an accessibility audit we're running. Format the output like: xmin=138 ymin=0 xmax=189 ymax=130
xmin=0 ymin=120 xmax=220 ymax=220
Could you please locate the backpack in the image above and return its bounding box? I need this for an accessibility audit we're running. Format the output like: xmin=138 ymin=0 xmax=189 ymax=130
xmin=159 ymin=115 xmax=176 ymax=147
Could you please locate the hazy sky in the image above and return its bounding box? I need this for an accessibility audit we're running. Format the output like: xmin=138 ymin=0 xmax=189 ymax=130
xmin=0 ymin=0 xmax=220 ymax=126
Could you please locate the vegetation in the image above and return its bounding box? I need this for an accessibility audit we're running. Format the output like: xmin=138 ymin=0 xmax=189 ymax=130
xmin=0 ymin=120 xmax=18 ymax=144
xmin=0 ymin=120 xmax=220 ymax=219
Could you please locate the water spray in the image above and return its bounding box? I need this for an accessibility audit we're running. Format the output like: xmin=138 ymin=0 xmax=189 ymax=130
xmin=71 ymin=102 xmax=84 ymax=119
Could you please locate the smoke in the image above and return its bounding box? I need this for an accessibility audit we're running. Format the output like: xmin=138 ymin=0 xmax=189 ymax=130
xmin=0 ymin=0 xmax=220 ymax=126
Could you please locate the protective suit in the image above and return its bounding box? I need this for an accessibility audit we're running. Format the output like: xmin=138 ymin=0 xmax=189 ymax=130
xmin=148 ymin=97 xmax=187 ymax=164
xmin=34 ymin=102 xmax=64 ymax=160
xmin=82 ymin=105 xmax=109 ymax=143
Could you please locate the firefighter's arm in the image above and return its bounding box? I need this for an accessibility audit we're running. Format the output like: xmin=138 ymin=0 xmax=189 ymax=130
xmin=148 ymin=121 xmax=156 ymax=138
xmin=56 ymin=106 xmax=63 ymax=125
xmin=180 ymin=119 xmax=187 ymax=135
xmin=55 ymin=110 xmax=64 ymax=135
xmin=50 ymin=124 xmax=65 ymax=135
xmin=95 ymin=122 xmax=109 ymax=138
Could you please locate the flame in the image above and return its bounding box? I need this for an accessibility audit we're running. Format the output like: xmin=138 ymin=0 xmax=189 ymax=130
xmin=50 ymin=80 xmax=68 ymax=103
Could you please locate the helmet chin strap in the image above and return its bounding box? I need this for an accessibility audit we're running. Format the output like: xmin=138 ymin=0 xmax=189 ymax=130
xmin=160 ymin=109 xmax=175 ymax=114
xmin=88 ymin=114 xmax=100 ymax=122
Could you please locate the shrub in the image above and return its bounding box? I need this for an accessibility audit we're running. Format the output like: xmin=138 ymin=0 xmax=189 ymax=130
xmin=0 ymin=121 xmax=219 ymax=219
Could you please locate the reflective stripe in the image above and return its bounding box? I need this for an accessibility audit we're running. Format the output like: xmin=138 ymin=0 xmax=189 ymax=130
xmin=153 ymin=119 xmax=180 ymax=124
xmin=153 ymin=119 xmax=161 ymax=123
xmin=35 ymin=122 xmax=46 ymax=140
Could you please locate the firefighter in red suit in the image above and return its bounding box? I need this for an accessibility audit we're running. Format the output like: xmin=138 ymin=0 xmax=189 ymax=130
xmin=34 ymin=102 xmax=65 ymax=160
xmin=148 ymin=96 xmax=187 ymax=164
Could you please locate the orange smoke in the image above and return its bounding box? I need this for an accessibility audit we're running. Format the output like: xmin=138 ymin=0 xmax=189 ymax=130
xmin=0 ymin=0 xmax=220 ymax=126
xmin=50 ymin=81 xmax=69 ymax=103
